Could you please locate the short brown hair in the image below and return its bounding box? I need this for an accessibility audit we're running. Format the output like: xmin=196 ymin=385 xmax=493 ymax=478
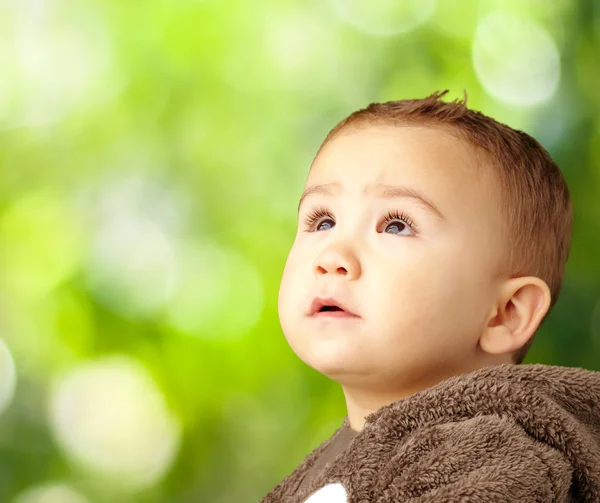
xmin=317 ymin=90 xmax=572 ymax=365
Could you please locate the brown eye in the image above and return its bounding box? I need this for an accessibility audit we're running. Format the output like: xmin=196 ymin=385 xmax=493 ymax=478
xmin=304 ymin=206 xmax=334 ymax=231
xmin=382 ymin=209 xmax=418 ymax=235
xmin=315 ymin=219 xmax=334 ymax=231
xmin=303 ymin=206 xmax=419 ymax=235
xmin=384 ymin=221 xmax=409 ymax=234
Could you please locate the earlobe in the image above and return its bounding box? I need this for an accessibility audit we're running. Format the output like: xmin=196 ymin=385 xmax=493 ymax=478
xmin=480 ymin=277 xmax=551 ymax=356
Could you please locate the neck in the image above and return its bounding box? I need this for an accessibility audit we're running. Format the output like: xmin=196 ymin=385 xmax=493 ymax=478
xmin=341 ymin=364 xmax=492 ymax=432
xmin=342 ymin=384 xmax=423 ymax=432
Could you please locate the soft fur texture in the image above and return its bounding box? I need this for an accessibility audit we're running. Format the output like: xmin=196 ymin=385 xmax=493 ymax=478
xmin=260 ymin=364 xmax=600 ymax=502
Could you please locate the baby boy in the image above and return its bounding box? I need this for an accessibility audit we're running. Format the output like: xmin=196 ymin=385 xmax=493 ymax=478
xmin=261 ymin=91 xmax=600 ymax=503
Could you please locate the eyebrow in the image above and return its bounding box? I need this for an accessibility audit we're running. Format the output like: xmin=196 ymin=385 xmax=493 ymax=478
xmin=297 ymin=182 xmax=446 ymax=221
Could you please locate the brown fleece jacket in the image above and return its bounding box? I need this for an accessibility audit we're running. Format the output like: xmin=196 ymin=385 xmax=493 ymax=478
xmin=260 ymin=363 xmax=600 ymax=503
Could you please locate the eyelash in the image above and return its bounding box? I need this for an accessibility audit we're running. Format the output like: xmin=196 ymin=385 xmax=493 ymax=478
xmin=303 ymin=205 xmax=419 ymax=234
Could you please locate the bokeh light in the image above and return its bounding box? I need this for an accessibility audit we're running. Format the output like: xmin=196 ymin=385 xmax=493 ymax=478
xmin=0 ymin=189 xmax=85 ymax=300
xmin=332 ymin=0 xmax=436 ymax=36
xmin=0 ymin=338 xmax=17 ymax=416
xmin=48 ymin=356 xmax=181 ymax=489
xmin=11 ymin=483 xmax=89 ymax=503
xmin=262 ymin=6 xmax=341 ymax=89
xmin=0 ymin=0 xmax=117 ymax=128
xmin=81 ymin=171 xmax=188 ymax=319
xmin=472 ymin=11 xmax=560 ymax=107
xmin=165 ymin=240 xmax=264 ymax=341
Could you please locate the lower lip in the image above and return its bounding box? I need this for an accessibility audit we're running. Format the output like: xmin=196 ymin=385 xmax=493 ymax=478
xmin=312 ymin=311 xmax=359 ymax=319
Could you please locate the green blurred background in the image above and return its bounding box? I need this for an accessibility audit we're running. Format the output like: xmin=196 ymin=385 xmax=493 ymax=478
xmin=0 ymin=0 xmax=599 ymax=501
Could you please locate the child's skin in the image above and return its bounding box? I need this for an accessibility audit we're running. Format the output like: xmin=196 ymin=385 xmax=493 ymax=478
xmin=278 ymin=125 xmax=551 ymax=432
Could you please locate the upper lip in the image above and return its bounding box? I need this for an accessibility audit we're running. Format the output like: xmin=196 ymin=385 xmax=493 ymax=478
xmin=308 ymin=296 xmax=359 ymax=317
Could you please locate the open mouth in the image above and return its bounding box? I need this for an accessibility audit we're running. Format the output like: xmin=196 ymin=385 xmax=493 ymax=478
xmin=308 ymin=296 xmax=359 ymax=317
xmin=319 ymin=305 xmax=344 ymax=312
xmin=313 ymin=304 xmax=358 ymax=318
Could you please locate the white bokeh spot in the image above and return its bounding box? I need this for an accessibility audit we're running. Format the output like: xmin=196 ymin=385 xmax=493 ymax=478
xmin=82 ymin=171 xmax=187 ymax=319
xmin=0 ymin=338 xmax=17 ymax=416
xmin=304 ymin=483 xmax=348 ymax=503
xmin=165 ymin=240 xmax=264 ymax=341
xmin=0 ymin=0 xmax=117 ymax=128
xmin=332 ymin=0 xmax=436 ymax=36
xmin=11 ymin=483 xmax=89 ymax=503
xmin=472 ymin=11 xmax=560 ymax=107
xmin=263 ymin=7 xmax=339 ymax=83
xmin=48 ymin=355 xmax=181 ymax=489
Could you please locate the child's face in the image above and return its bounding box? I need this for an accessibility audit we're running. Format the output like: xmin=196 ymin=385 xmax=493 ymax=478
xmin=278 ymin=125 xmax=510 ymax=391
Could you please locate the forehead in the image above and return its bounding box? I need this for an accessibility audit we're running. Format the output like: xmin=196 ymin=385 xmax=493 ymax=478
xmin=306 ymin=125 xmax=497 ymax=221
xmin=311 ymin=125 xmax=478 ymax=188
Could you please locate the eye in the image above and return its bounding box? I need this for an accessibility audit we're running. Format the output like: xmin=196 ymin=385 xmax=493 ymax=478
xmin=302 ymin=206 xmax=419 ymax=235
xmin=382 ymin=209 xmax=418 ymax=235
xmin=304 ymin=205 xmax=334 ymax=231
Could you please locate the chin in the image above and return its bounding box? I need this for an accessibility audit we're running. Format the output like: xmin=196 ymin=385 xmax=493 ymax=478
xmin=303 ymin=343 xmax=364 ymax=376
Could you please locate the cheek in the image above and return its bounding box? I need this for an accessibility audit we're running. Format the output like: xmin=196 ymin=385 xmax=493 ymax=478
xmin=278 ymin=261 xmax=294 ymax=313
xmin=278 ymin=250 xmax=306 ymax=313
xmin=396 ymin=247 xmax=493 ymax=333
xmin=372 ymin=254 xmax=465 ymax=318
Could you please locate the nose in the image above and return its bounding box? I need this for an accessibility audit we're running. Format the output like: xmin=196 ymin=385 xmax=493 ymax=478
xmin=313 ymin=244 xmax=361 ymax=280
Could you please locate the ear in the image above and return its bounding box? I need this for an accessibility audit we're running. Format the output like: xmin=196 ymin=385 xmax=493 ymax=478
xmin=479 ymin=277 xmax=551 ymax=357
